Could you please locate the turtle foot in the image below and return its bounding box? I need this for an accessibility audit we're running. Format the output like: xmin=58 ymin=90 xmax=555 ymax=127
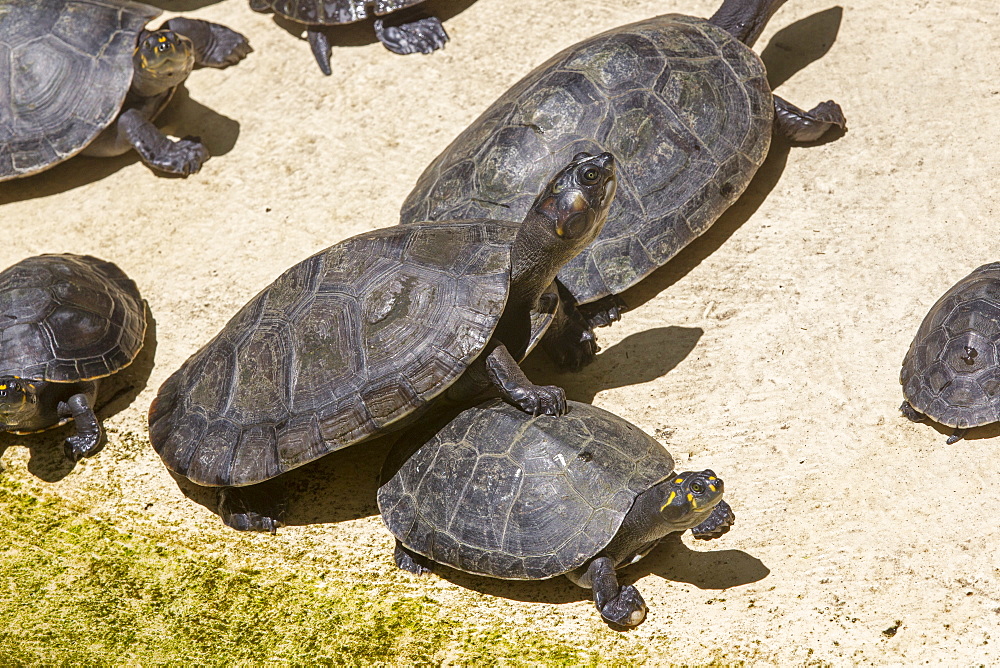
xmin=507 ymin=384 xmax=567 ymax=417
xmin=599 ymin=585 xmax=647 ymax=628
xmin=394 ymin=542 xmax=433 ymax=575
xmin=307 ymin=27 xmax=332 ymax=76
xmin=691 ymin=500 xmax=735 ymax=540
xmin=64 ymin=432 xmax=103 ymax=462
xmin=543 ymin=326 xmax=599 ymax=372
xmin=899 ymin=401 xmax=926 ymax=423
xmin=218 ymin=487 xmax=284 ymax=534
xmin=773 ymin=95 xmax=846 ymax=143
xmin=946 ymin=428 xmax=968 ymax=445
xmin=147 ymin=138 xmax=210 ymax=176
xmin=163 ymin=18 xmax=252 ymax=68
xmin=374 ymin=15 xmax=448 ymax=55
xmin=579 ymin=295 xmax=629 ymax=330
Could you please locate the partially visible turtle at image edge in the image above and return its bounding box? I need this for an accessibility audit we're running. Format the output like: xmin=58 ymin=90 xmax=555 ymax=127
xmin=250 ymin=0 xmax=447 ymax=76
xmin=401 ymin=0 xmax=846 ymax=370
xmin=379 ymin=399 xmax=734 ymax=628
xmin=0 ymin=0 xmax=252 ymax=181
xmin=0 ymin=254 xmax=146 ymax=461
xmin=901 ymin=262 xmax=1000 ymax=444
xmin=148 ymin=153 xmax=617 ymax=533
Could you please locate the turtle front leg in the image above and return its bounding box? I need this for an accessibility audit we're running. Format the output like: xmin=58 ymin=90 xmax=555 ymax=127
xmin=218 ymin=486 xmax=285 ymax=534
xmin=579 ymin=556 xmax=647 ymax=627
xmin=541 ymin=299 xmax=600 ymax=372
xmin=58 ymin=393 xmax=103 ymax=462
xmin=374 ymin=11 xmax=448 ymax=55
xmin=118 ymin=108 xmax=209 ymax=176
xmin=579 ymin=294 xmax=629 ymax=330
xmin=899 ymin=401 xmax=926 ymax=423
xmin=161 ymin=18 xmax=253 ymax=68
xmin=773 ymin=95 xmax=846 ymax=143
xmin=487 ymin=344 xmax=567 ymax=416
xmin=690 ymin=500 xmax=735 ymax=540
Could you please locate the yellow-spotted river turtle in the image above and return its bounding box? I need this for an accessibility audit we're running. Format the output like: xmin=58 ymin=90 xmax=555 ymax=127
xmin=149 ymin=153 xmax=616 ymax=531
xmin=0 ymin=0 xmax=251 ymax=180
xmin=400 ymin=0 xmax=846 ymax=369
xmin=0 ymin=254 xmax=146 ymax=460
xmin=379 ymin=399 xmax=734 ymax=628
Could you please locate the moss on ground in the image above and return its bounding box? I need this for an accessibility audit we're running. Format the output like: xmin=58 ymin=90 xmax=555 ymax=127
xmin=0 ymin=476 xmax=643 ymax=665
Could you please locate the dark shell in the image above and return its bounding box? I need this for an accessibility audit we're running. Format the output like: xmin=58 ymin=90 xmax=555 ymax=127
xmin=901 ymin=262 xmax=1000 ymax=429
xmin=0 ymin=254 xmax=146 ymax=382
xmin=378 ymin=399 xmax=677 ymax=580
xmin=400 ymin=14 xmax=772 ymax=304
xmin=0 ymin=0 xmax=160 ymax=180
xmin=149 ymin=222 xmax=515 ymax=488
xmin=253 ymin=0 xmax=426 ymax=25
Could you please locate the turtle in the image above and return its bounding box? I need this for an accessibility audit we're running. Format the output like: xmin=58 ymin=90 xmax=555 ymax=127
xmin=148 ymin=152 xmax=617 ymax=532
xmin=0 ymin=0 xmax=252 ymax=181
xmin=249 ymin=0 xmax=448 ymax=76
xmin=0 ymin=254 xmax=146 ymax=461
xmin=400 ymin=0 xmax=847 ymax=370
xmin=378 ymin=398 xmax=735 ymax=628
xmin=900 ymin=262 xmax=1000 ymax=444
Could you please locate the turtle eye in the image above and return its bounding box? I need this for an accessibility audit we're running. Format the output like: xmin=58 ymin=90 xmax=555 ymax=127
xmin=690 ymin=481 xmax=705 ymax=494
xmin=580 ymin=166 xmax=600 ymax=184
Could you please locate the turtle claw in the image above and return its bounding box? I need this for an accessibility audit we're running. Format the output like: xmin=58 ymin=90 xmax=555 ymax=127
xmin=508 ymin=384 xmax=567 ymax=416
xmin=946 ymin=428 xmax=967 ymax=445
xmin=218 ymin=487 xmax=284 ymax=534
xmin=374 ymin=15 xmax=448 ymax=55
xmin=394 ymin=542 xmax=433 ymax=575
xmin=599 ymin=584 xmax=647 ymax=628
xmin=148 ymin=138 xmax=210 ymax=176
xmin=580 ymin=295 xmax=628 ymax=330
xmin=64 ymin=432 xmax=103 ymax=462
xmin=691 ymin=500 xmax=735 ymax=540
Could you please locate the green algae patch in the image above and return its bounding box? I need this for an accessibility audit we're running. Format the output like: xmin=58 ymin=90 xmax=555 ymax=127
xmin=0 ymin=477 xmax=635 ymax=665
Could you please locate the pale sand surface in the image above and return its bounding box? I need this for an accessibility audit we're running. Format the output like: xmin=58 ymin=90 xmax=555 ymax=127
xmin=2 ymin=0 xmax=999 ymax=663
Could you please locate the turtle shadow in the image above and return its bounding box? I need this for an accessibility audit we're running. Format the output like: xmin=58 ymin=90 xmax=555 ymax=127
xmin=0 ymin=309 xmax=158 ymax=483
xmin=171 ymin=433 xmax=397 ymax=526
xmin=762 ymin=6 xmax=843 ymax=91
xmin=522 ymin=326 xmax=703 ymax=404
xmin=0 ymin=87 xmax=240 ymax=204
xmin=420 ymin=533 xmax=766 ymax=608
xmin=143 ymin=1 xmax=221 ymax=10
xmin=907 ymin=415 xmax=1000 ymax=446
xmin=269 ymin=0 xmax=479 ymax=50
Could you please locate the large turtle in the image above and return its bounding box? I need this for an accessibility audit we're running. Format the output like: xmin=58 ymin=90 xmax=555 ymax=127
xmin=250 ymin=0 xmax=448 ymax=76
xmin=148 ymin=152 xmax=617 ymax=532
xmin=400 ymin=0 xmax=846 ymax=369
xmin=0 ymin=254 xmax=146 ymax=461
xmin=378 ymin=399 xmax=734 ymax=628
xmin=900 ymin=262 xmax=1000 ymax=444
xmin=0 ymin=0 xmax=252 ymax=181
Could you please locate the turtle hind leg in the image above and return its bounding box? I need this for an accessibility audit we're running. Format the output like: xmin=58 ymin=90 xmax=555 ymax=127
xmin=218 ymin=485 xmax=285 ymax=534
xmin=374 ymin=12 xmax=448 ymax=55
xmin=58 ymin=393 xmax=103 ymax=462
xmin=118 ymin=108 xmax=209 ymax=176
xmin=899 ymin=401 xmax=927 ymax=423
xmin=307 ymin=27 xmax=333 ymax=76
xmin=580 ymin=557 xmax=647 ymax=628
xmin=394 ymin=541 xmax=433 ymax=575
xmin=946 ymin=428 xmax=968 ymax=445
xmin=773 ymin=95 xmax=846 ymax=143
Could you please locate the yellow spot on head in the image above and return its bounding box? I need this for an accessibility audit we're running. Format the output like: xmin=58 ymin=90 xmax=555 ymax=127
xmin=708 ymin=476 xmax=716 ymax=481
xmin=0 ymin=385 xmax=6 ymax=390
xmin=687 ymin=493 xmax=698 ymax=509
xmin=661 ymin=491 xmax=676 ymax=512
xmin=709 ymin=484 xmax=717 ymax=492
xmin=158 ymin=35 xmax=167 ymax=42
xmin=675 ymin=478 xmax=684 ymax=484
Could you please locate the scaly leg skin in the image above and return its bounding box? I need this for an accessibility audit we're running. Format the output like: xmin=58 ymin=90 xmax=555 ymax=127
xmin=585 ymin=557 xmax=647 ymax=628
xmin=307 ymin=27 xmax=333 ymax=76
xmin=541 ymin=295 xmax=600 ymax=372
xmin=58 ymin=393 xmax=103 ymax=462
xmin=690 ymin=500 xmax=735 ymax=540
xmin=374 ymin=14 xmax=448 ymax=55
xmin=218 ymin=486 xmax=284 ymax=534
xmin=579 ymin=294 xmax=629 ymax=330
xmin=773 ymin=95 xmax=846 ymax=143
xmin=899 ymin=401 xmax=926 ymax=423
xmin=487 ymin=343 xmax=567 ymax=416
xmin=394 ymin=541 xmax=433 ymax=575
xmin=118 ymin=108 xmax=209 ymax=175
xmin=946 ymin=428 xmax=968 ymax=445
xmin=162 ymin=18 xmax=253 ymax=67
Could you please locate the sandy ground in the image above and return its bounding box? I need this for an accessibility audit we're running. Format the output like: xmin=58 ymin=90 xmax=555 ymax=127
xmin=3 ymin=0 xmax=1000 ymax=663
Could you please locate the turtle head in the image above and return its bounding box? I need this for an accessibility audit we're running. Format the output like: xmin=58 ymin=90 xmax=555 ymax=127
xmin=131 ymin=30 xmax=196 ymax=97
xmin=657 ymin=469 xmax=729 ymax=534
xmin=0 ymin=377 xmax=39 ymax=428
xmin=531 ymin=152 xmax=617 ymax=248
